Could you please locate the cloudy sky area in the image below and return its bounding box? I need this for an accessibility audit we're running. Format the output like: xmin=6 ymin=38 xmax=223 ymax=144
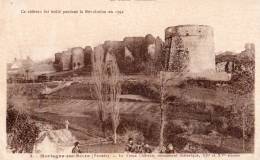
xmin=3 ymin=0 xmax=260 ymax=62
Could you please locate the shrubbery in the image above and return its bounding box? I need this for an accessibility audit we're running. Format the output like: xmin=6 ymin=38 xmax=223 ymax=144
xmin=7 ymin=105 xmax=40 ymax=153
xmin=121 ymin=80 xmax=160 ymax=100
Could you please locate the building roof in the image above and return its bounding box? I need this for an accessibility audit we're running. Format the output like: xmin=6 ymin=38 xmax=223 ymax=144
xmin=36 ymin=129 xmax=76 ymax=146
xmin=8 ymin=58 xmax=34 ymax=74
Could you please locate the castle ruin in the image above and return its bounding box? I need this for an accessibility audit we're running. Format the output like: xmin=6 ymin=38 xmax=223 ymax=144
xmin=165 ymin=25 xmax=215 ymax=73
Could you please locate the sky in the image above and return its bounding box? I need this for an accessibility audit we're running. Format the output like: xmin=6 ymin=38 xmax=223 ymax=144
xmin=2 ymin=0 xmax=260 ymax=62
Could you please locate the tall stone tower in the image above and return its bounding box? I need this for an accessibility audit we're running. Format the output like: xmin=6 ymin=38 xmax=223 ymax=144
xmin=71 ymin=47 xmax=85 ymax=70
xmin=165 ymin=25 xmax=215 ymax=73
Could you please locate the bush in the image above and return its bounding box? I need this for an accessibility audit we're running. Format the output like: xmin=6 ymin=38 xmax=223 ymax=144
xmin=115 ymin=115 xmax=160 ymax=146
xmin=120 ymin=130 xmax=145 ymax=143
xmin=7 ymin=105 xmax=40 ymax=153
xmin=121 ymin=80 xmax=160 ymax=100
xmin=229 ymin=71 xmax=254 ymax=94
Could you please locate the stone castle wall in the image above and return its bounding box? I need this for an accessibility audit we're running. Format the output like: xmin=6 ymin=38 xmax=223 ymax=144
xmin=165 ymin=25 xmax=215 ymax=73
xmin=54 ymin=50 xmax=72 ymax=71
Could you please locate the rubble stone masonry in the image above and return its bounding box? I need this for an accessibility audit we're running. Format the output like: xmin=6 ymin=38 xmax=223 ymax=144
xmin=165 ymin=25 xmax=215 ymax=73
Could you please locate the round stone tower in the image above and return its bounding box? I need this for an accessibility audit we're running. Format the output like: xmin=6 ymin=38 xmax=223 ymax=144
xmin=71 ymin=47 xmax=85 ymax=70
xmin=165 ymin=25 xmax=215 ymax=73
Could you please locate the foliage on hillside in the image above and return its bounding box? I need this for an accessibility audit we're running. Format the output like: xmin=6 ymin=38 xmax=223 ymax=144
xmin=7 ymin=104 xmax=40 ymax=153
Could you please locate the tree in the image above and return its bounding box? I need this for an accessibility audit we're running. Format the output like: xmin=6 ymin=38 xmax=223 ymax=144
xmin=91 ymin=45 xmax=109 ymax=137
xmin=7 ymin=104 xmax=40 ymax=153
xmin=159 ymin=71 xmax=167 ymax=148
xmin=107 ymin=53 xmax=121 ymax=144
xmin=91 ymin=46 xmax=122 ymax=143
xmin=158 ymin=71 xmax=183 ymax=150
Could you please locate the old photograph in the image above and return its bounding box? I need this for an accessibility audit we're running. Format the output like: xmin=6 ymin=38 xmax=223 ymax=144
xmin=3 ymin=0 xmax=258 ymax=155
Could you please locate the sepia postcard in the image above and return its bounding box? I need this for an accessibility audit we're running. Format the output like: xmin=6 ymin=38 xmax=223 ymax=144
xmin=1 ymin=0 xmax=260 ymax=159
